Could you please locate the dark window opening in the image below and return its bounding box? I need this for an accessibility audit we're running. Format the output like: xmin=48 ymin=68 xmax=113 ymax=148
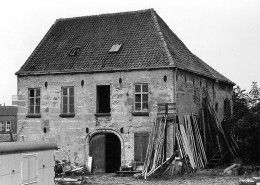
xmin=69 ymin=47 xmax=81 ymax=56
xmin=97 ymin=85 xmax=111 ymax=113
xmin=224 ymin=98 xmax=231 ymax=118
xmin=134 ymin=132 xmax=149 ymax=164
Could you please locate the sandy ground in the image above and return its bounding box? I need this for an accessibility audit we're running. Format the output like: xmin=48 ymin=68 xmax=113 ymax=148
xmin=79 ymin=171 xmax=239 ymax=185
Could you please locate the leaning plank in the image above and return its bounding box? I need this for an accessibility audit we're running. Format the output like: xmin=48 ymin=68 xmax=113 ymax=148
xmin=148 ymin=151 xmax=179 ymax=177
xmin=179 ymin=124 xmax=196 ymax=169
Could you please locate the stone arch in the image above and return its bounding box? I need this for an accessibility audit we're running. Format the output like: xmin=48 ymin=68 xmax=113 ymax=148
xmin=85 ymin=128 xmax=125 ymax=167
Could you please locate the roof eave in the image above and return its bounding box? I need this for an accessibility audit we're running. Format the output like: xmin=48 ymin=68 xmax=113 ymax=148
xmin=16 ymin=66 xmax=235 ymax=85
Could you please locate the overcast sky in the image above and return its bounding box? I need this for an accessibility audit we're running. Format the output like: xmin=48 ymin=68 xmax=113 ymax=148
xmin=0 ymin=0 xmax=260 ymax=105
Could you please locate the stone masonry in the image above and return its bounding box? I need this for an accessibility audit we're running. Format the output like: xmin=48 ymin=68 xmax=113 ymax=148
xmin=16 ymin=68 xmax=232 ymax=166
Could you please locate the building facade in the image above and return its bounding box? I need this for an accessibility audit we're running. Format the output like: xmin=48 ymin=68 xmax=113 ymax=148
xmin=16 ymin=9 xmax=234 ymax=172
xmin=0 ymin=105 xmax=18 ymax=142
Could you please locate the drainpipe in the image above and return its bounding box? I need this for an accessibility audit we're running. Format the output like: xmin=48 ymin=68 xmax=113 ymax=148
xmin=174 ymin=68 xmax=177 ymax=103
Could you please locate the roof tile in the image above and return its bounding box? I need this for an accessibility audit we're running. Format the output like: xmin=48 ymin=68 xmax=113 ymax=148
xmin=16 ymin=9 xmax=234 ymax=85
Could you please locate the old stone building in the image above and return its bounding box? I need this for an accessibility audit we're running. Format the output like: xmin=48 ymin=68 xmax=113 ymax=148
xmin=16 ymin=9 xmax=234 ymax=172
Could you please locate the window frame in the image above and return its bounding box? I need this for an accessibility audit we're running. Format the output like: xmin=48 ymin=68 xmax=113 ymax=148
xmin=0 ymin=121 xmax=4 ymax=132
xmin=28 ymin=88 xmax=41 ymax=117
xmin=134 ymin=83 xmax=149 ymax=113
xmin=6 ymin=121 xmax=11 ymax=132
xmin=60 ymin=86 xmax=75 ymax=117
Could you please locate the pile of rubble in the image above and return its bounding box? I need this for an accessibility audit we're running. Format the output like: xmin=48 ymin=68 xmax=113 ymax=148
xmin=54 ymin=160 xmax=90 ymax=184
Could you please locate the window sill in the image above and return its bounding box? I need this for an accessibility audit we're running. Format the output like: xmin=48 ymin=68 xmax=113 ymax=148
xmin=26 ymin=114 xmax=41 ymax=118
xmin=59 ymin=113 xmax=75 ymax=118
xmin=132 ymin=112 xmax=149 ymax=116
xmin=94 ymin=113 xmax=111 ymax=117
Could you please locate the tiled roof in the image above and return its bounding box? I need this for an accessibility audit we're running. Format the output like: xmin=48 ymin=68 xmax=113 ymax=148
xmin=16 ymin=9 xmax=234 ymax=85
xmin=0 ymin=106 xmax=18 ymax=116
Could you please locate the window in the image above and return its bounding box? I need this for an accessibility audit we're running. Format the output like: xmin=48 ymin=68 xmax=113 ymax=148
xmin=69 ymin=46 xmax=81 ymax=56
xmin=0 ymin=122 xmax=4 ymax=132
xmin=96 ymin=85 xmax=111 ymax=114
xmin=61 ymin=87 xmax=74 ymax=115
xmin=21 ymin=154 xmax=37 ymax=184
xmin=224 ymin=98 xmax=231 ymax=118
xmin=109 ymin=44 xmax=122 ymax=53
xmin=134 ymin=84 xmax=148 ymax=112
xmin=134 ymin=132 xmax=149 ymax=164
xmin=28 ymin=88 xmax=40 ymax=115
xmin=6 ymin=121 xmax=11 ymax=132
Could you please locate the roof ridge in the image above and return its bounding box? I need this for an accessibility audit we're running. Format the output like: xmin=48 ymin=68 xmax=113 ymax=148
xmin=150 ymin=10 xmax=175 ymax=67
xmin=57 ymin=8 xmax=154 ymax=22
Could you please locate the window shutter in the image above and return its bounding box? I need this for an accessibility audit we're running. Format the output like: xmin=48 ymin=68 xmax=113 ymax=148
xmin=134 ymin=132 xmax=149 ymax=163
xmin=134 ymin=134 xmax=142 ymax=162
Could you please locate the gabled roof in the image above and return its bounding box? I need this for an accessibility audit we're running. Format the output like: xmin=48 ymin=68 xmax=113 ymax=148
xmin=16 ymin=9 xmax=234 ymax=85
xmin=0 ymin=106 xmax=17 ymax=116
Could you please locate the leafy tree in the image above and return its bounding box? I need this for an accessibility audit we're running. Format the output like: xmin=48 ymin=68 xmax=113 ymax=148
xmin=248 ymin=82 xmax=260 ymax=107
xmin=232 ymin=86 xmax=249 ymax=122
xmin=229 ymin=84 xmax=260 ymax=165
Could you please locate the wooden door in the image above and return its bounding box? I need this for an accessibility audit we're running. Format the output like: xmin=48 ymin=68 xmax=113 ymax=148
xmin=134 ymin=132 xmax=149 ymax=164
xmin=89 ymin=134 xmax=106 ymax=173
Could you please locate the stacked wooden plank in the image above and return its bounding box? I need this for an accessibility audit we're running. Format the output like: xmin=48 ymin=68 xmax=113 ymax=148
xmin=202 ymin=88 xmax=238 ymax=160
xmin=142 ymin=116 xmax=167 ymax=179
xmin=176 ymin=115 xmax=207 ymax=170
xmin=142 ymin=113 xmax=208 ymax=179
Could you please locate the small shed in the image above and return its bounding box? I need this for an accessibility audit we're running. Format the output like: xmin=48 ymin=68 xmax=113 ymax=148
xmin=0 ymin=141 xmax=58 ymax=185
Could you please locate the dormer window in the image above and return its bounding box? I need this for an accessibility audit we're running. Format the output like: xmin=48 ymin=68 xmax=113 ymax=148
xmin=69 ymin=46 xmax=81 ymax=56
xmin=109 ymin=44 xmax=122 ymax=53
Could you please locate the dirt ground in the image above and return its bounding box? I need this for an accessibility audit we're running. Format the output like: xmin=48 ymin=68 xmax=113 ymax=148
xmin=55 ymin=169 xmax=240 ymax=185
xmin=82 ymin=173 xmax=238 ymax=185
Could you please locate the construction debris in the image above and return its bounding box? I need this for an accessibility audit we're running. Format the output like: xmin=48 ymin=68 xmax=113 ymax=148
xmin=142 ymin=89 xmax=239 ymax=179
xmin=177 ymin=115 xmax=207 ymax=170
xmin=142 ymin=116 xmax=167 ymax=179
xmin=200 ymin=88 xmax=238 ymax=167
xmin=223 ymin=163 xmax=241 ymax=175
xmin=239 ymin=177 xmax=260 ymax=185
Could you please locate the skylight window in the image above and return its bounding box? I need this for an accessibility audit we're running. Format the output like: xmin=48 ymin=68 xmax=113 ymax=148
xmin=69 ymin=46 xmax=81 ymax=56
xmin=109 ymin=44 xmax=122 ymax=53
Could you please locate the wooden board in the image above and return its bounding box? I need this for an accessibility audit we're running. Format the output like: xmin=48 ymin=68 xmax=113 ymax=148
xmin=89 ymin=134 xmax=106 ymax=173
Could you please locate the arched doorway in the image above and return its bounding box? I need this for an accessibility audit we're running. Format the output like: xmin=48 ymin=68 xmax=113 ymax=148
xmin=89 ymin=133 xmax=121 ymax=173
